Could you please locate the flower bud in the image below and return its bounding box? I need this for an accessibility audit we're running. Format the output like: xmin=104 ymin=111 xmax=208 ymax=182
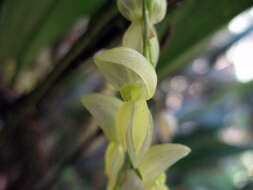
xmin=122 ymin=21 xmax=160 ymax=66
xmin=117 ymin=0 xmax=167 ymax=24
xmin=117 ymin=0 xmax=142 ymax=21
xmin=151 ymin=0 xmax=167 ymax=24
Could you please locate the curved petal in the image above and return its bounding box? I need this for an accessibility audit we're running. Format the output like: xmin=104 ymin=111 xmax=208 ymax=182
xmin=81 ymin=93 xmax=123 ymax=142
xmin=115 ymin=101 xmax=132 ymax=150
xmin=122 ymin=21 xmax=143 ymax=56
xmin=139 ymin=144 xmax=191 ymax=187
xmin=94 ymin=47 xmax=157 ymax=100
xmin=105 ymin=142 xmax=125 ymax=190
xmin=116 ymin=99 xmax=153 ymax=167
xmin=122 ymin=21 xmax=159 ymax=66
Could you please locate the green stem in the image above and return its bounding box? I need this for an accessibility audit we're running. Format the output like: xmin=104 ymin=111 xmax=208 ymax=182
xmin=142 ymin=0 xmax=148 ymax=57
xmin=143 ymin=0 xmax=155 ymax=67
xmin=148 ymin=41 xmax=155 ymax=66
xmin=147 ymin=0 xmax=154 ymax=17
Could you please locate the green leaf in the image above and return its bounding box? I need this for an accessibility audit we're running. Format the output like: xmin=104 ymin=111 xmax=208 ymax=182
xmin=0 ymin=0 xmax=104 ymax=68
xmin=139 ymin=144 xmax=191 ymax=187
xmin=0 ymin=0 xmax=55 ymax=65
xmin=94 ymin=47 xmax=157 ymax=100
xmin=81 ymin=93 xmax=123 ymax=142
xmin=23 ymin=0 xmax=105 ymax=63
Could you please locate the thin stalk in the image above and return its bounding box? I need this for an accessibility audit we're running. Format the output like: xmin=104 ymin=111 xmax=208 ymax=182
xmin=148 ymin=41 xmax=155 ymax=66
xmin=143 ymin=0 xmax=155 ymax=67
xmin=147 ymin=0 xmax=154 ymax=17
xmin=142 ymin=0 xmax=149 ymax=57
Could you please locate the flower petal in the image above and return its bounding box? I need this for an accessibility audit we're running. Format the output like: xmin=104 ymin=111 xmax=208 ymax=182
xmin=105 ymin=142 xmax=125 ymax=190
xmin=94 ymin=47 xmax=157 ymax=100
xmin=122 ymin=21 xmax=143 ymax=56
xmin=116 ymin=99 xmax=153 ymax=167
xmin=139 ymin=144 xmax=191 ymax=187
xmin=81 ymin=93 xmax=123 ymax=142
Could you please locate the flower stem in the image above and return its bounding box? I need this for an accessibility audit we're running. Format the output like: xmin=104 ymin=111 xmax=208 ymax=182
xmin=148 ymin=41 xmax=155 ymax=66
xmin=147 ymin=0 xmax=154 ymax=17
xmin=143 ymin=0 xmax=155 ymax=67
xmin=142 ymin=0 xmax=149 ymax=57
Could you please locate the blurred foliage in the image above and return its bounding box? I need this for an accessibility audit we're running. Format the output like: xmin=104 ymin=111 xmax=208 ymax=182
xmin=157 ymin=0 xmax=253 ymax=77
xmin=0 ymin=0 xmax=253 ymax=190
xmin=0 ymin=0 xmax=103 ymax=65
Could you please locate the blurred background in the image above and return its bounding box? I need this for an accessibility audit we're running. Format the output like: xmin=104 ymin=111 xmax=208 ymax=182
xmin=0 ymin=0 xmax=253 ymax=190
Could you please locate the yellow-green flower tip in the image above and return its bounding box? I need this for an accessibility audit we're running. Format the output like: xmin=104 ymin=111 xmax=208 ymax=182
xmin=120 ymin=83 xmax=145 ymax=101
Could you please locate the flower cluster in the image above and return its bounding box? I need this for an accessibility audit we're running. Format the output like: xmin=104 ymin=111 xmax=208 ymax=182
xmin=81 ymin=0 xmax=190 ymax=190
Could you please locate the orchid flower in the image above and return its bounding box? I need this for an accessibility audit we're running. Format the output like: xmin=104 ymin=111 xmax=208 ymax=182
xmin=82 ymin=93 xmax=190 ymax=190
xmin=81 ymin=0 xmax=191 ymax=189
